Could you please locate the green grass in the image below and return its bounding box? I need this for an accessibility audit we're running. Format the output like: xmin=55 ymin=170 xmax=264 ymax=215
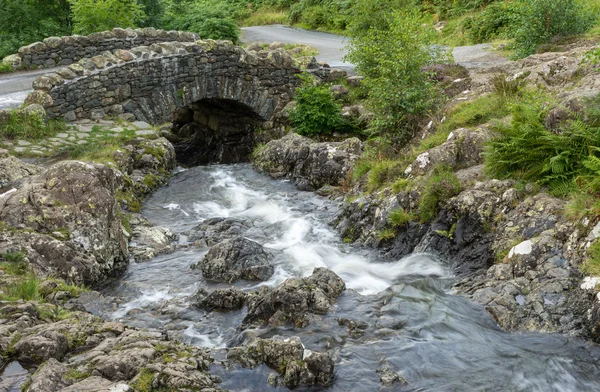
xmin=61 ymin=127 xmax=137 ymax=162
xmin=0 ymin=62 xmax=14 ymax=74
xmin=130 ymin=368 xmax=155 ymax=392
xmin=0 ymin=110 xmax=66 ymax=140
xmin=418 ymin=165 xmax=462 ymax=223
xmin=377 ymin=228 xmax=396 ymax=241
xmin=389 ymin=208 xmax=414 ymax=227
xmin=1 ymin=274 xmax=41 ymax=301
xmin=583 ymin=240 xmax=600 ymax=276
xmin=240 ymin=9 xmax=288 ymax=26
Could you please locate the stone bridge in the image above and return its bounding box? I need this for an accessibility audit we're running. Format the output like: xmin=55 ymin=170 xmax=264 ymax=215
xmin=3 ymin=28 xmax=199 ymax=69
xmin=26 ymin=39 xmax=300 ymax=164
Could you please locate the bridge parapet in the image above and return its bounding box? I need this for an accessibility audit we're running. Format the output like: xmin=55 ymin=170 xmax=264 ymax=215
xmin=3 ymin=28 xmax=199 ymax=69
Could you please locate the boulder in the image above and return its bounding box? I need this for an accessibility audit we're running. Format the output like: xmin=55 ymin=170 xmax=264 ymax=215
xmin=183 ymin=217 xmax=252 ymax=248
xmin=0 ymin=156 xmax=40 ymax=188
xmin=14 ymin=331 xmax=69 ymax=364
xmin=0 ymin=161 xmax=128 ymax=284
xmin=243 ymin=267 xmax=345 ymax=327
xmin=194 ymin=287 xmax=247 ymax=310
xmin=194 ymin=237 xmax=274 ymax=283
xmin=253 ymin=133 xmax=363 ymax=191
xmin=227 ymin=336 xmax=334 ymax=389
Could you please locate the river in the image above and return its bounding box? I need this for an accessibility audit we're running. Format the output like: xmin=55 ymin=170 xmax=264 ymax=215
xmin=95 ymin=164 xmax=600 ymax=391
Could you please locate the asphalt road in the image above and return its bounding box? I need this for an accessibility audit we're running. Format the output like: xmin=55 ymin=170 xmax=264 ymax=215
xmin=0 ymin=26 xmax=508 ymax=110
xmin=242 ymin=24 xmax=351 ymax=68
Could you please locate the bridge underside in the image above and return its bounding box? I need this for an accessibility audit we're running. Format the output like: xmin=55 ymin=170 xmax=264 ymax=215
xmin=169 ymin=98 xmax=263 ymax=166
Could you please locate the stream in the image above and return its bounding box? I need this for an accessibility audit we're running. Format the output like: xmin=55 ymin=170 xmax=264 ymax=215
xmin=99 ymin=164 xmax=600 ymax=391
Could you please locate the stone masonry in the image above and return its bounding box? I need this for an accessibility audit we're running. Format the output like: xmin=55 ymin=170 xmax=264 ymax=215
xmin=2 ymin=27 xmax=199 ymax=69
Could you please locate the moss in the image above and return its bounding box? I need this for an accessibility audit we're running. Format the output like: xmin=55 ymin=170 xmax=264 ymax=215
xmin=131 ymin=368 xmax=155 ymax=392
xmin=142 ymin=174 xmax=161 ymax=189
xmin=64 ymin=368 xmax=91 ymax=381
xmin=377 ymin=228 xmax=396 ymax=241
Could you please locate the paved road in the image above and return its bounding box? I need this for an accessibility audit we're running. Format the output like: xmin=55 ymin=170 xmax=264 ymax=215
xmin=0 ymin=26 xmax=508 ymax=110
xmin=242 ymin=24 xmax=351 ymax=69
xmin=0 ymin=67 xmax=61 ymax=110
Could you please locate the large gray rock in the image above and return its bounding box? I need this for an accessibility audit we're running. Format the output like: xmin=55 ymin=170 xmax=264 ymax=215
xmin=195 ymin=237 xmax=274 ymax=283
xmin=0 ymin=161 xmax=128 ymax=284
xmin=227 ymin=336 xmax=335 ymax=389
xmin=253 ymin=133 xmax=363 ymax=191
xmin=194 ymin=287 xmax=247 ymax=310
xmin=0 ymin=156 xmax=40 ymax=188
xmin=243 ymin=267 xmax=345 ymax=327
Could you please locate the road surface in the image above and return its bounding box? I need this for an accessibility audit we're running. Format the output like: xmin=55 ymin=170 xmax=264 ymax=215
xmin=0 ymin=26 xmax=508 ymax=110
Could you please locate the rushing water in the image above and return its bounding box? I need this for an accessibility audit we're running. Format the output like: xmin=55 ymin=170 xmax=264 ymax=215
xmin=99 ymin=164 xmax=600 ymax=391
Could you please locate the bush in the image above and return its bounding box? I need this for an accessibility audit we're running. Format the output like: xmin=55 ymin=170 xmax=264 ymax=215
xmin=289 ymin=75 xmax=346 ymax=136
xmin=510 ymin=0 xmax=595 ymax=59
xmin=345 ymin=2 xmax=450 ymax=140
xmin=463 ymin=1 xmax=522 ymax=43
xmin=69 ymin=0 xmax=146 ymax=35
xmin=163 ymin=0 xmax=240 ymax=43
xmin=484 ymin=93 xmax=600 ymax=196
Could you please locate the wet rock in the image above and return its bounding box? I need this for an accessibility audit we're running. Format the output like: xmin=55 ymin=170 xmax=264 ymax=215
xmin=253 ymin=133 xmax=363 ymax=191
xmin=129 ymin=216 xmax=177 ymax=261
xmin=183 ymin=217 xmax=252 ymax=248
xmin=194 ymin=236 xmax=274 ymax=283
xmin=194 ymin=287 xmax=247 ymax=310
xmin=377 ymin=365 xmax=407 ymax=387
xmin=227 ymin=336 xmax=334 ymax=389
xmin=243 ymin=268 xmax=345 ymax=327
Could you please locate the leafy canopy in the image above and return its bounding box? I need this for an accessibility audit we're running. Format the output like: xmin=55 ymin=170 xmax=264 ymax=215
xmin=68 ymin=0 xmax=146 ymax=35
xmin=345 ymin=0 xmax=450 ymax=141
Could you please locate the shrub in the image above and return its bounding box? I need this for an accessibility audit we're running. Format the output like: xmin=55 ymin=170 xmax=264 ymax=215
xmin=345 ymin=2 xmax=450 ymax=140
xmin=418 ymin=166 xmax=462 ymax=222
xmin=69 ymin=0 xmax=146 ymax=35
xmin=163 ymin=0 xmax=240 ymax=43
xmin=510 ymin=0 xmax=595 ymax=59
xmin=463 ymin=1 xmax=522 ymax=43
xmin=290 ymin=75 xmax=345 ymax=136
xmin=484 ymin=93 xmax=600 ymax=196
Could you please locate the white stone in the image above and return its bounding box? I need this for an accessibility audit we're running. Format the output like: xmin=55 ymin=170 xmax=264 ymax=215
xmin=507 ymin=240 xmax=533 ymax=259
xmin=581 ymin=276 xmax=600 ymax=290
xmin=415 ymin=152 xmax=430 ymax=169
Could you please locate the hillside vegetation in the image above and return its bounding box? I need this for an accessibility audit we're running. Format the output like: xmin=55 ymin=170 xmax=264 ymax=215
xmin=2 ymin=0 xmax=599 ymax=59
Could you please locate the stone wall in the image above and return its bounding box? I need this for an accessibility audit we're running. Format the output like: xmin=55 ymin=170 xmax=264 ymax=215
xmin=26 ymin=40 xmax=300 ymax=126
xmin=3 ymin=28 xmax=199 ymax=69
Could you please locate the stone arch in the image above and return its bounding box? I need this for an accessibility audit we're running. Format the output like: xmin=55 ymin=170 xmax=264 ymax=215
xmin=27 ymin=40 xmax=300 ymax=163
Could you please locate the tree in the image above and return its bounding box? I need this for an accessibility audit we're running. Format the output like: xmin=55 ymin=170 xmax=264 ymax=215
xmin=511 ymin=0 xmax=595 ymax=59
xmin=68 ymin=0 xmax=146 ymax=35
xmin=163 ymin=0 xmax=240 ymax=43
xmin=345 ymin=1 xmax=450 ymax=141
xmin=0 ymin=0 xmax=72 ymax=58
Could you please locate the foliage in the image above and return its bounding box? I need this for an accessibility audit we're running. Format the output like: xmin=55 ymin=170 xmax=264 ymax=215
xmin=0 ymin=110 xmax=66 ymax=140
xmin=389 ymin=208 xmax=413 ymax=227
xmin=289 ymin=74 xmax=346 ymax=136
xmin=163 ymin=0 xmax=240 ymax=43
xmin=0 ymin=62 xmax=14 ymax=73
xmin=418 ymin=165 xmax=462 ymax=222
xmin=462 ymin=1 xmax=522 ymax=43
xmin=1 ymin=274 xmax=41 ymax=301
xmin=345 ymin=2 xmax=450 ymax=140
xmin=0 ymin=251 xmax=28 ymax=276
xmin=510 ymin=0 xmax=595 ymax=59
xmin=0 ymin=0 xmax=72 ymax=58
xmin=484 ymin=92 xmax=600 ymax=197
xmin=583 ymin=240 xmax=600 ymax=276
xmin=68 ymin=0 xmax=146 ymax=35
